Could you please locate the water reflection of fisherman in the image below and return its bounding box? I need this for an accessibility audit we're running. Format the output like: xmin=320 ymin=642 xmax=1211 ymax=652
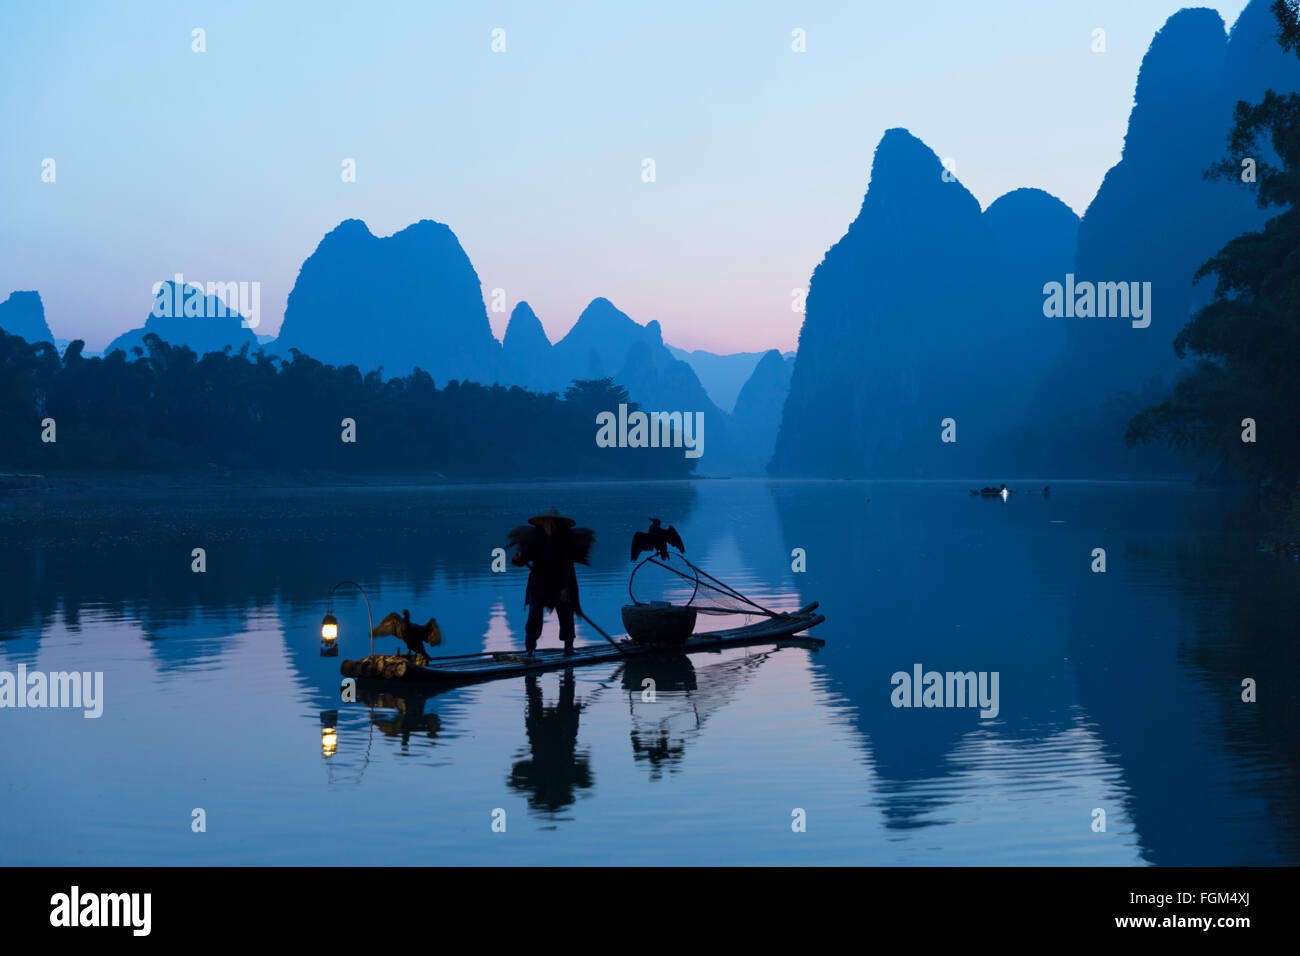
xmin=508 ymin=510 xmax=595 ymax=657
xmin=507 ymin=671 xmax=592 ymax=812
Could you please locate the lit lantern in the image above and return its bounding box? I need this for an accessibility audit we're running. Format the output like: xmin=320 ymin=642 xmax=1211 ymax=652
xmin=320 ymin=612 xmax=339 ymax=656
xmin=322 ymin=582 xmax=375 ymax=657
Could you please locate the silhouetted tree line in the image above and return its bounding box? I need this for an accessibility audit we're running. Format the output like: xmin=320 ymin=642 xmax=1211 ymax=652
xmin=0 ymin=332 xmax=694 ymax=479
xmin=1128 ymin=0 xmax=1300 ymax=516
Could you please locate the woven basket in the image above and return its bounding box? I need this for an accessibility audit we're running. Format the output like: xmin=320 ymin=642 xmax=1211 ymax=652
xmin=621 ymin=601 xmax=697 ymax=645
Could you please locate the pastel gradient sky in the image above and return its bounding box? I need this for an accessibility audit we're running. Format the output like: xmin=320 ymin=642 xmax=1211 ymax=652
xmin=0 ymin=0 xmax=1251 ymax=353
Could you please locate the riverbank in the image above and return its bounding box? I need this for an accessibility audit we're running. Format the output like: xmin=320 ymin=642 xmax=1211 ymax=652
xmin=0 ymin=469 xmax=717 ymax=500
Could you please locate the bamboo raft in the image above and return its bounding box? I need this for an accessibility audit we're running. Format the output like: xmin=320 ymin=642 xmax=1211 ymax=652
xmin=341 ymin=602 xmax=824 ymax=686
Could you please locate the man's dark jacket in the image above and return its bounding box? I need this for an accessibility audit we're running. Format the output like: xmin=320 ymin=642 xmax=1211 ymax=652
xmin=516 ymin=527 xmax=582 ymax=612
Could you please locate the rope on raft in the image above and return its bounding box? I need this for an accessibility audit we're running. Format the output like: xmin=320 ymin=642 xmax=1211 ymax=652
xmin=630 ymin=553 xmax=786 ymax=619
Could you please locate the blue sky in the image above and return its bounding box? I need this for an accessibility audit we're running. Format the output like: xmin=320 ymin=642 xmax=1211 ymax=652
xmin=0 ymin=1 xmax=1252 ymax=353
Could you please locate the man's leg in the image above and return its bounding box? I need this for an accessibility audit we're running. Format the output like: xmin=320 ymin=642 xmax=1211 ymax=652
xmin=524 ymin=602 xmax=545 ymax=655
xmin=557 ymin=604 xmax=576 ymax=655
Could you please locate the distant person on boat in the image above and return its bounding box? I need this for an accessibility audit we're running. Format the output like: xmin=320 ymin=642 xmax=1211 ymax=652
xmin=508 ymin=510 xmax=596 ymax=657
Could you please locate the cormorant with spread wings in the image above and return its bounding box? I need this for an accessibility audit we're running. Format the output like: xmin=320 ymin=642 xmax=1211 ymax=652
xmin=372 ymin=609 xmax=442 ymax=660
xmin=630 ymin=518 xmax=685 ymax=561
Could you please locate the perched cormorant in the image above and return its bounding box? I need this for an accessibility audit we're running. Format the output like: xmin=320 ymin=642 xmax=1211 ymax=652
xmin=630 ymin=518 xmax=685 ymax=561
xmin=372 ymin=609 xmax=442 ymax=660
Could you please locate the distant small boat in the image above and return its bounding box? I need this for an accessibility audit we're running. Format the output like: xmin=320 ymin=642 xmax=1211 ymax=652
xmin=970 ymin=485 xmax=1051 ymax=498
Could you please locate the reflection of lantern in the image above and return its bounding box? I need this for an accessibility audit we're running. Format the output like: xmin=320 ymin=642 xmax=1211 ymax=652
xmin=320 ymin=710 xmax=338 ymax=757
xmin=320 ymin=613 xmax=339 ymax=656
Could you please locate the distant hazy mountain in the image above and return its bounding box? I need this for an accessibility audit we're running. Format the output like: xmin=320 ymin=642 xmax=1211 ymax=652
xmin=770 ymin=128 xmax=1066 ymax=477
xmin=104 ymin=281 xmax=259 ymax=358
xmin=0 ymin=291 xmax=53 ymax=346
xmin=732 ymin=349 xmax=795 ymax=471
xmin=548 ymin=297 xmax=664 ymax=386
xmin=273 ymin=218 xmax=501 ymax=383
xmin=496 ymin=296 xmax=662 ymax=393
xmin=500 ymin=301 xmax=787 ymax=414
xmin=614 ymin=338 xmax=752 ymax=475
xmin=493 ymin=296 xmax=762 ymax=473
xmin=666 ymin=346 xmax=791 ymax=413
xmin=501 ymin=301 xmax=557 ymax=392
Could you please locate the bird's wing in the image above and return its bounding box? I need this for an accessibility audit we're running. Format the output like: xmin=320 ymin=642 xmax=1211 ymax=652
xmin=631 ymin=531 xmax=650 ymax=561
xmin=424 ymin=619 xmax=442 ymax=647
xmin=666 ymin=525 xmax=685 ymax=552
xmin=372 ymin=612 xmax=401 ymax=637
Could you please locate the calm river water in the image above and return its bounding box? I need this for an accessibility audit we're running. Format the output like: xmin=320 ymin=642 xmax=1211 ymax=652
xmin=0 ymin=479 xmax=1295 ymax=865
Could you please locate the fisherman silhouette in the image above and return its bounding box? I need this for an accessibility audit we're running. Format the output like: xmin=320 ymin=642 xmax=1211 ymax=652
xmin=507 ymin=510 xmax=595 ymax=657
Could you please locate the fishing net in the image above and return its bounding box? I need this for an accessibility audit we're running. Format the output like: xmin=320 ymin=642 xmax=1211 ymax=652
xmin=627 ymin=553 xmax=783 ymax=618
